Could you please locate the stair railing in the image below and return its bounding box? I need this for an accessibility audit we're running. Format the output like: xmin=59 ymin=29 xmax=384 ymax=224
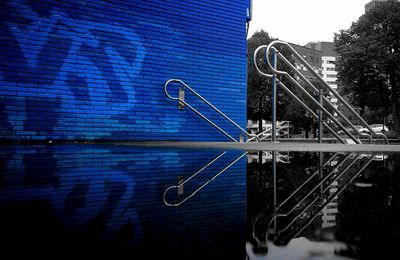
xmin=254 ymin=40 xmax=388 ymax=144
xmin=165 ymin=79 xmax=259 ymax=142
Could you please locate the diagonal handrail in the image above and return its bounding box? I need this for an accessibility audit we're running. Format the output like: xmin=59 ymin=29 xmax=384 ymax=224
xmin=165 ymin=79 xmax=259 ymax=142
xmin=254 ymin=46 xmax=346 ymax=144
xmin=263 ymin=40 xmax=388 ymax=144
xmin=247 ymin=121 xmax=290 ymax=142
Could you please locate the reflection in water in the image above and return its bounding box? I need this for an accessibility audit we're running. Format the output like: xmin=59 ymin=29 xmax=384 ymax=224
xmin=0 ymin=145 xmax=246 ymax=259
xmin=247 ymin=151 xmax=399 ymax=259
xmin=1 ymin=145 xmax=399 ymax=259
xmin=163 ymin=151 xmax=248 ymax=207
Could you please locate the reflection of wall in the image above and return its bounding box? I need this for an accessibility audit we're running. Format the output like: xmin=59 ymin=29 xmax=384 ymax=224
xmin=0 ymin=0 xmax=250 ymax=141
xmin=0 ymin=145 xmax=246 ymax=258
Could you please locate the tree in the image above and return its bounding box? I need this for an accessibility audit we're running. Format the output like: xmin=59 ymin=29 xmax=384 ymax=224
xmin=247 ymin=30 xmax=304 ymax=133
xmin=334 ymin=0 xmax=400 ymax=134
xmin=247 ymin=30 xmax=274 ymax=132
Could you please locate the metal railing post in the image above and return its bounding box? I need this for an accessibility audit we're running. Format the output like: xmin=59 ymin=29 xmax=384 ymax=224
xmin=264 ymin=40 xmax=389 ymax=144
xmin=318 ymin=88 xmax=323 ymax=143
xmin=272 ymin=49 xmax=277 ymax=143
xmin=164 ymin=79 xmax=260 ymax=142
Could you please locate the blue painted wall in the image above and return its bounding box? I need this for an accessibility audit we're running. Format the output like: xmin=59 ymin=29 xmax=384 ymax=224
xmin=0 ymin=0 xmax=250 ymax=141
xmin=0 ymin=145 xmax=247 ymax=258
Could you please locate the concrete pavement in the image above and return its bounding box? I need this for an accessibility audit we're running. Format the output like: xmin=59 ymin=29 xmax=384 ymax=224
xmin=117 ymin=141 xmax=400 ymax=152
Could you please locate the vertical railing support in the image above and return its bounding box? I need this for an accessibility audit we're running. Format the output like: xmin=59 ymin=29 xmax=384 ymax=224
xmin=318 ymin=88 xmax=323 ymax=143
xmin=271 ymin=49 xmax=277 ymax=143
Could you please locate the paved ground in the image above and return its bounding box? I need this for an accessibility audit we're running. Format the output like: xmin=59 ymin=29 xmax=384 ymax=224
xmin=117 ymin=141 xmax=400 ymax=152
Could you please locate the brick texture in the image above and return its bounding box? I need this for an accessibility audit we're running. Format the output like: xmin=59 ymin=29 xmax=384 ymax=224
xmin=0 ymin=0 xmax=249 ymax=141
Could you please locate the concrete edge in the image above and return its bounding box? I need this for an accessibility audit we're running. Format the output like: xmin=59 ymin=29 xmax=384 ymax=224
xmin=114 ymin=141 xmax=400 ymax=153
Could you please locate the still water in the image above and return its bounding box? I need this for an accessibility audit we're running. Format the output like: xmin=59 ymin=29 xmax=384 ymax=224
xmin=0 ymin=144 xmax=398 ymax=259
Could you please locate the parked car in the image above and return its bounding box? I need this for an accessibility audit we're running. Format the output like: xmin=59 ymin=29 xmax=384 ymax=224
xmin=337 ymin=125 xmax=363 ymax=135
xmin=359 ymin=124 xmax=389 ymax=134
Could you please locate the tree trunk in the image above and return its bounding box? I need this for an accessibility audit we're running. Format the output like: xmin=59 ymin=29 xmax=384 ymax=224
xmin=391 ymin=97 xmax=400 ymax=136
xmin=258 ymin=98 xmax=263 ymax=133
xmin=389 ymin=73 xmax=400 ymax=136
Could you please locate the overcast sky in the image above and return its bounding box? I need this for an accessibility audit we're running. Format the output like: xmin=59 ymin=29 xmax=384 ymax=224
xmin=247 ymin=0 xmax=371 ymax=45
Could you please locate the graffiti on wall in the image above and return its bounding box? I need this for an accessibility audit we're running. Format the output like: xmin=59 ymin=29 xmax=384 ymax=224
xmin=0 ymin=0 xmax=147 ymax=139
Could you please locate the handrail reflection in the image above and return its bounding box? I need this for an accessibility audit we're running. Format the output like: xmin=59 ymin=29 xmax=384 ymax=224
xmin=250 ymin=152 xmax=382 ymax=248
xmin=163 ymin=151 xmax=248 ymax=207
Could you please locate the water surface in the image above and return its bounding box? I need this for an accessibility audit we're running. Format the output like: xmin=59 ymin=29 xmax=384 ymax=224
xmin=0 ymin=144 xmax=398 ymax=259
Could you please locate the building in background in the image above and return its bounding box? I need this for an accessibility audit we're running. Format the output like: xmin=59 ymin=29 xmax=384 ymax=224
xmin=306 ymin=42 xmax=339 ymax=116
xmin=321 ymin=181 xmax=339 ymax=228
xmin=289 ymin=43 xmax=323 ymax=81
xmin=286 ymin=41 xmax=340 ymax=118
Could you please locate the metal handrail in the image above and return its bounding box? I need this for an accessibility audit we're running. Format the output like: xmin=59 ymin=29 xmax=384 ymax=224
xmin=274 ymin=79 xmax=347 ymax=144
xmin=260 ymin=123 xmax=290 ymax=141
xmin=254 ymin=46 xmax=346 ymax=144
xmin=164 ymin=79 xmax=259 ymax=142
xmin=163 ymin=151 xmax=248 ymax=207
xmin=264 ymin=40 xmax=388 ymax=144
xmin=248 ymin=121 xmax=290 ymax=142
xmin=255 ymin=44 xmax=362 ymax=144
xmin=273 ymin=49 xmax=374 ymax=144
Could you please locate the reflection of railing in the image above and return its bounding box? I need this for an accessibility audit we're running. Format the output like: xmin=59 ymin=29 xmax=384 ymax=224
xmin=253 ymin=40 xmax=388 ymax=144
xmin=163 ymin=151 xmax=248 ymax=207
xmin=279 ymin=155 xmax=376 ymax=244
xmin=164 ymin=79 xmax=259 ymax=142
xmin=247 ymin=151 xmax=290 ymax=164
xmin=251 ymin=152 xmax=380 ymax=246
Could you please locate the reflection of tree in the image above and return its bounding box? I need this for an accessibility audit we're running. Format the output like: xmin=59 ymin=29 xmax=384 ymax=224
xmin=335 ymin=155 xmax=400 ymax=259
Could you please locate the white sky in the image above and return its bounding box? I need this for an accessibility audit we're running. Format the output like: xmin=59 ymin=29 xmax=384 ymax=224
xmin=247 ymin=0 xmax=371 ymax=45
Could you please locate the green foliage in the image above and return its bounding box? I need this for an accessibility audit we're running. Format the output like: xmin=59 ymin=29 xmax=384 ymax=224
xmin=334 ymin=0 xmax=400 ymax=133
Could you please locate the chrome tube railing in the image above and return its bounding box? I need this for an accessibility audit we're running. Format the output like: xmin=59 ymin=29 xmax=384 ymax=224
xmin=263 ymin=40 xmax=388 ymax=144
xmin=163 ymin=151 xmax=248 ymax=207
xmin=248 ymin=121 xmax=290 ymax=142
xmin=165 ymin=79 xmax=259 ymax=142
xmin=254 ymin=45 xmax=346 ymax=144
xmin=273 ymin=49 xmax=374 ymax=144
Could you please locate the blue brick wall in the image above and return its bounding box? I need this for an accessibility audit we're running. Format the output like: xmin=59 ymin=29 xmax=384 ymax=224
xmin=0 ymin=0 xmax=250 ymax=141
xmin=0 ymin=145 xmax=247 ymax=257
